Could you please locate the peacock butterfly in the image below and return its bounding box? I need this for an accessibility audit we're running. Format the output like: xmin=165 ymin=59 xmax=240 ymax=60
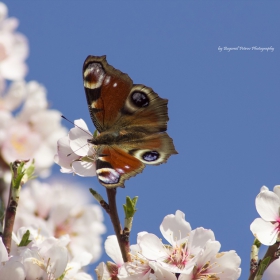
xmin=83 ymin=55 xmax=177 ymax=188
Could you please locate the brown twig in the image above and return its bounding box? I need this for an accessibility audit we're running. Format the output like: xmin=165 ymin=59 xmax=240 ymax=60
xmin=248 ymin=242 xmax=280 ymax=280
xmin=2 ymin=162 xmax=21 ymax=254
xmin=106 ymin=188 xmax=131 ymax=262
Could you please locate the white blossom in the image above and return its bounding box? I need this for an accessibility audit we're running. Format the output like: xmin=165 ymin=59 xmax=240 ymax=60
xmin=9 ymin=227 xmax=69 ymax=280
xmin=0 ymin=2 xmax=28 ymax=81
xmin=250 ymin=185 xmax=280 ymax=245
xmin=0 ymin=80 xmax=67 ymax=178
xmin=14 ymin=180 xmax=106 ymax=263
xmin=54 ymin=119 xmax=96 ymax=176
xmin=97 ymin=211 xmax=241 ymax=280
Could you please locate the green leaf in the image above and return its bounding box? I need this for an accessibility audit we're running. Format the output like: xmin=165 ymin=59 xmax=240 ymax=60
xmin=89 ymin=188 xmax=104 ymax=203
xmin=123 ymin=196 xmax=138 ymax=218
xmin=93 ymin=129 xmax=99 ymax=138
xmin=56 ymin=272 xmax=66 ymax=280
xmin=25 ymin=160 xmax=36 ymax=181
xmin=254 ymin=238 xmax=262 ymax=248
xmin=18 ymin=230 xmax=32 ymax=247
xmin=256 ymin=256 xmax=271 ymax=277
xmin=11 ymin=162 xmax=26 ymax=189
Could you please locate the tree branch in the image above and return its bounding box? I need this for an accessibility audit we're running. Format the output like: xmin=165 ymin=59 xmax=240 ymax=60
xmin=106 ymin=188 xmax=131 ymax=262
xmin=248 ymin=242 xmax=280 ymax=280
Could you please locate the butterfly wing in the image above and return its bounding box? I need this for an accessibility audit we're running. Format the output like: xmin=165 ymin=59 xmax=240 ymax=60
xmin=83 ymin=55 xmax=133 ymax=132
xmin=83 ymin=55 xmax=177 ymax=188
xmin=96 ymin=132 xmax=176 ymax=188
xmin=96 ymin=146 xmax=145 ymax=188
xmin=83 ymin=56 xmax=169 ymax=134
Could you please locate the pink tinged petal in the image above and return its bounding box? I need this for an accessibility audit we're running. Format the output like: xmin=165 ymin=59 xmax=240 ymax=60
xmin=0 ymin=256 xmax=26 ymax=280
xmin=0 ymin=237 xmax=8 ymax=262
xmin=149 ymin=261 xmax=178 ymax=280
xmin=250 ymin=218 xmax=279 ymax=245
xmin=255 ymin=190 xmax=280 ymax=221
xmin=160 ymin=210 xmax=192 ymax=246
xmin=187 ymin=228 xmax=215 ymax=256
xmin=72 ymin=161 xmax=96 ymax=176
xmin=139 ymin=233 xmax=168 ymax=260
xmin=105 ymin=235 xmax=124 ymax=266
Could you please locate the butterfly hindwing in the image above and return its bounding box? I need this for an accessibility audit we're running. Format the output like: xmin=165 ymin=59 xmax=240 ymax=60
xmin=95 ymin=132 xmax=176 ymax=188
xmin=96 ymin=146 xmax=145 ymax=188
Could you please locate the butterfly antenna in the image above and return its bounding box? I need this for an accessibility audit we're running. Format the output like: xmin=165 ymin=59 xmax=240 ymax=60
xmin=67 ymin=143 xmax=89 ymax=157
xmin=61 ymin=115 xmax=92 ymax=136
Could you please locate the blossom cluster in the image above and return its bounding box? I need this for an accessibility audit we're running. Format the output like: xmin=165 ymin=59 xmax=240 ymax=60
xmin=0 ymin=2 xmax=67 ymax=181
xmin=96 ymin=210 xmax=241 ymax=280
xmin=0 ymin=180 xmax=106 ymax=279
xmin=0 ymin=3 xmax=106 ymax=279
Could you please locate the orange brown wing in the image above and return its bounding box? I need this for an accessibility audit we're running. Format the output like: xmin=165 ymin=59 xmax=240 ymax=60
xmin=83 ymin=55 xmax=133 ymax=132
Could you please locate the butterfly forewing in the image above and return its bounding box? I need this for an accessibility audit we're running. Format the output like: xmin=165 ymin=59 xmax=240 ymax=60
xmin=83 ymin=55 xmax=133 ymax=132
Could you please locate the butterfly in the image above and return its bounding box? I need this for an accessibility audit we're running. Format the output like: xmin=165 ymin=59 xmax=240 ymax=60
xmin=83 ymin=55 xmax=177 ymax=188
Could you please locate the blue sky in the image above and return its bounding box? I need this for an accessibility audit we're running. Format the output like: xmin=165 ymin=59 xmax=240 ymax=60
xmin=7 ymin=1 xmax=280 ymax=278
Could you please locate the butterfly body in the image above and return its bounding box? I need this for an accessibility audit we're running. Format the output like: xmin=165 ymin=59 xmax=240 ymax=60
xmin=83 ymin=55 xmax=177 ymax=188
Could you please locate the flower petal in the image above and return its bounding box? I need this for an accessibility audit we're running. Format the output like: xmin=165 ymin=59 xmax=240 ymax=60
xmin=139 ymin=233 xmax=167 ymax=260
xmin=255 ymin=190 xmax=280 ymax=221
xmin=160 ymin=210 xmax=191 ymax=246
xmin=0 ymin=237 xmax=8 ymax=262
xmin=149 ymin=261 xmax=178 ymax=280
xmin=187 ymin=228 xmax=215 ymax=256
xmin=69 ymin=126 xmax=91 ymax=157
xmin=273 ymin=185 xmax=280 ymax=200
xmin=104 ymin=235 xmax=123 ymax=266
xmin=250 ymin=218 xmax=278 ymax=245
xmin=72 ymin=161 xmax=96 ymax=177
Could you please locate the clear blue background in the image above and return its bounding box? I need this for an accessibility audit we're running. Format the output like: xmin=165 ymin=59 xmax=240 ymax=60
xmin=7 ymin=1 xmax=280 ymax=278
